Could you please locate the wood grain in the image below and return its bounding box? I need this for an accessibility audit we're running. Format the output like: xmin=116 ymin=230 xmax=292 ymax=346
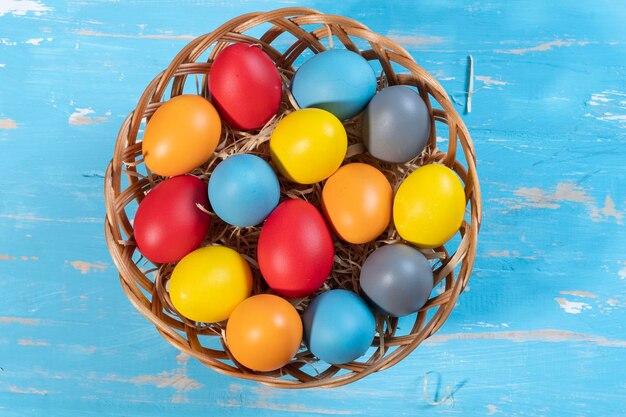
xmin=1 ymin=0 xmax=625 ymax=415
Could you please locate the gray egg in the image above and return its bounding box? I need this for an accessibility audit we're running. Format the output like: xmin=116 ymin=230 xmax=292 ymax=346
xmin=362 ymin=85 xmax=431 ymax=163
xmin=360 ymin=243 xmax=433 ymax=317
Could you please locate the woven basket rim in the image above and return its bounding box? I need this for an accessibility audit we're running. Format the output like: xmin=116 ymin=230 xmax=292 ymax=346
xmin=103 ymin=7 xmax=482 ymax=389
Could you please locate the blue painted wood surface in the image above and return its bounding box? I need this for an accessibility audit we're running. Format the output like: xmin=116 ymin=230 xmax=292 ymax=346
xmin=1 ymin=1 xmax=625 ymax=415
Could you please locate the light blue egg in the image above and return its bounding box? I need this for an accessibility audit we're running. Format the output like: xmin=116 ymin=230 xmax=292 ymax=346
xmin=290 ymin=50 xmax=377 ymax=120
xmin=208 ymin=154 xmax=280 ymax=227
xmin=302 ymin=289 xmax=376 ymax=364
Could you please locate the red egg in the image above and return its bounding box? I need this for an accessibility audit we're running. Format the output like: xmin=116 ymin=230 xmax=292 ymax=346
xmin=134 ymin=175 xmax=211 ymax=264
xmin=209 ymin=43 xmax=282 ymax=130
xmin=257 ymin=199 xmax=334 ymax=298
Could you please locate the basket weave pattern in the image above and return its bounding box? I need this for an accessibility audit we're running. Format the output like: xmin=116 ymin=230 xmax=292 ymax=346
xmin=104 ymin=7 xmax=482 ymax=388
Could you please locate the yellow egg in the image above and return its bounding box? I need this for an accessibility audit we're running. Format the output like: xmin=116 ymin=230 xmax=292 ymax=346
xmin=270 ymin=108 xmax=347 ymax=184
xmin=393 ymin=164 xmax=466 ymax=248
xmin=169 ymin=246 xmax=252 ymax=323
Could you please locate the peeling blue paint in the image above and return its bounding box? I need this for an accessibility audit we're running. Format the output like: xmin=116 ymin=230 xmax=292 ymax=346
xmin=1 ymin=1 xmax=625 ymax=416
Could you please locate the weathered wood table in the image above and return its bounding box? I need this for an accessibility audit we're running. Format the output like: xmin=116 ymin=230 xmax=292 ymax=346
xmin=1 ymin=1 xmax=624 ymax=415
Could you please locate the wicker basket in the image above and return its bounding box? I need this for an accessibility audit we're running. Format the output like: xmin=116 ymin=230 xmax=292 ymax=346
xmin=104 ymin=7 xmax=481 ymax=388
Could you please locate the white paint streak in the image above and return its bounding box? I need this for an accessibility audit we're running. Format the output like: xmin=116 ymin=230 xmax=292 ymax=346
xmin=0 ymin=316 xmax=43 ymax=325
xmin=555 ymin=297 xmax=591 ymax=314
xmin=590 ymin=195 xmax=624 ymax=224
xmin=171 ymin=352 xmax=193 ymax=404
xmin=68 ymin=108 xmax=109 ymax=125
xmin=386 ymin=33 xmax=444 ymax=46
xmin=0 ymin=38 xmax=17 ymax=46
xmin=586 ymin=91 xmax=626 ymax=126
xmin=516 ymin=181 xmax=623 ymax=226
xmin=0 ymin=213 xmax=101 ymax=223
xmin=514 ymin=183 xmax=593 ymax=209
xmin=18 ymin=339 xmax=49 ymax=346
xmin=619 ymin=263 xmax=626 ymax=280
xmin=607 ymin=91 xmax=626 ymax=97
xmin=58 ymin=344 xmax=96 ymax=355
xmin=171 ymin=396 xmax=189 ymax=404
xmin=596 ymin=112 xmax=626 ymax=123
xmin=476 ymin=75 xmax=509 ymax=87
xmin=599 ymin=296 xmax=626 ymax=314
xmin=219 ymin=400 xmax=359 ymax=415
xmin=106 ymin=368 xmax=201 ymax=394
xmin=496 ymin=39 xmax=576 ymax=55
xmin=425 ymin=330 xmax=626 ymax=347
xmin=471 ymin=322 xmax=510 ymax=329
xmin=485 ymin=250 xmax=511 ymax=257
xmin=0 ymin=119 xmax=17 ymax=129
xmin=484 ymin=250 xmax=536 ymax=260
xmin=546 ymin=183 xmax=593 ymax=202
xmin=0 ymin=254 xmax=37 ymax=261
xmin=74 ymin=29 xmax=195 ymax=40
xmin=0 ymin=0 xmax=51 ymax=16
xmin=25 ymin=38 xmax=44 ymax=45
xmin=102 ymin=352 xmax=201 ymax=403
xmin=486 ymin=404 xmax=500 ymax=415
xmin=0 ymin=64 xmax=5 ymax=68
xmin=591 ymin=93 xmax=612 ymax=103
xmin=69 ymin=260 xmax=107 ymax=274
xmin=560 ymin=290 xmax=598 ymax=299
xmin=7 ymin=386 xmax=48 ymax=395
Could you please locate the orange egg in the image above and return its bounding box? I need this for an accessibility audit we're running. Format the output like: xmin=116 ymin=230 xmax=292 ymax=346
xmin=322 ymin=163 xmax=393 ymax=244
xmin=226 ymin=294 xmax=302 ymax=372
xmin=142 ymin=94 xmax=221 ymax=176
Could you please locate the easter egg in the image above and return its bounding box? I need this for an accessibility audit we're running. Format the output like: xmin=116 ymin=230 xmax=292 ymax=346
xmin=360 ymin=244 xmax=433 ymax=317
xmin=208 ymin=154 xmax=280 ymax=227
xmin=322 ymin=163 xmax=392 ymax=244
xmin=393 ymin=164 xmax=466 ymax=248
xmin=290 ymin=49 xmax=377 ymax=120
xmin=226 ymin=294 xmax=302 ymax=372
xmin=270 ymin=108 xmax=347 ymax=184
xmin=209 ymin=43 xmax=282 ymax=130
xmin=169 ymin=246 xmax=252 ymax=323
xmin=302 ymin=289 xmax=375 ymax=364
xmin=362 ymin=85 xmax=431 ymax=163
xmin=134 ymin=175 xmax=211 ymax=264
xmin=142 ymin=94 xmax=221 ymax=176
xmin=257 ymin=199 xmax=334 ymax=298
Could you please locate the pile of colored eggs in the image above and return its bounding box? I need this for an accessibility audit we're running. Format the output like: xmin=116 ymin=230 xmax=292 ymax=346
xmin=134 ymin=43 xmax=466 ymax=372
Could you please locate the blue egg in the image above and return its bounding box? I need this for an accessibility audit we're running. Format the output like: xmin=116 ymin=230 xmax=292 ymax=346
xmin=290 ymin=50 xmax=377 ymax=120
xmin=208 ymin=154 xmax=280 ymax=227
xmin=302 ymin=289 xmax=375 ymax=364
